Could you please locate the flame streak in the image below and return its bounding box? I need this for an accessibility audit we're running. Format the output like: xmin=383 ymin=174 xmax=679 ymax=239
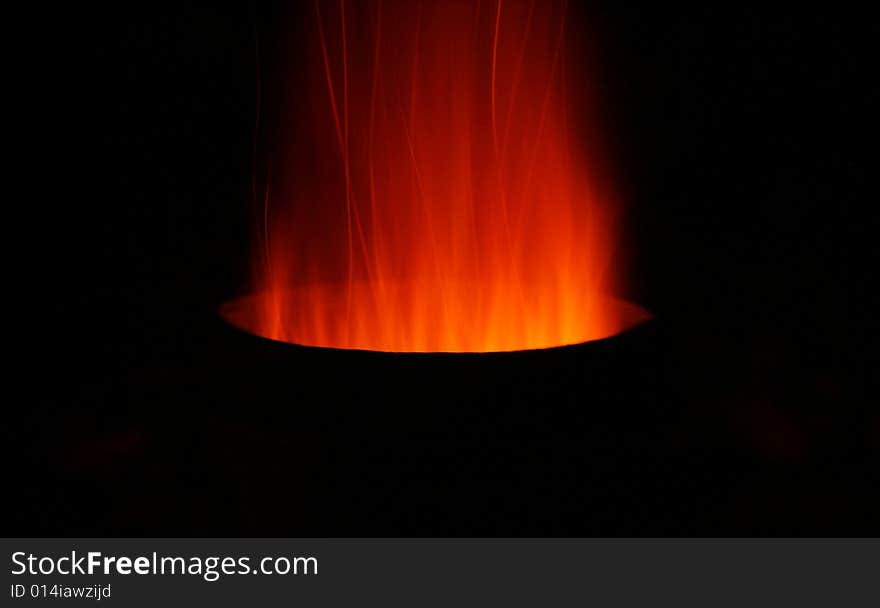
xmin=234 ymin=0 xmax=631 ymax=352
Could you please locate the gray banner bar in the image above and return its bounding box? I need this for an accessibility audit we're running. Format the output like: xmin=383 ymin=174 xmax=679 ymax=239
xmin=2 ymin=539 xmax=877 ymax=607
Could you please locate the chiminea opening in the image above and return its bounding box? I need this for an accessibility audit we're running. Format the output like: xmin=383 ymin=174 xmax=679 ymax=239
xmin=221 ymin=283 xmax=650 ymax=353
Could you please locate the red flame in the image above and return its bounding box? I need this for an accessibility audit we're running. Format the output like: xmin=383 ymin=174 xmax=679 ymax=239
xmin=222 ymin=0 xmax=646 ymax=352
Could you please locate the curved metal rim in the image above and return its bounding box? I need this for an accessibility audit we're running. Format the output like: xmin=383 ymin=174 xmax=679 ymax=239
xmin=218 ymin=289 xmax=654 ymax=358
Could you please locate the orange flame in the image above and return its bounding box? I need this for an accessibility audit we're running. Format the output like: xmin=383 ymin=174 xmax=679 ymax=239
xmin=223 ymin=0 xmax=644 ymax=352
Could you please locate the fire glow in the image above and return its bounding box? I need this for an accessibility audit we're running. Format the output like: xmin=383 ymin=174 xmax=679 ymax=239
xmin=222 ymin=0 xmax=648 ymax=353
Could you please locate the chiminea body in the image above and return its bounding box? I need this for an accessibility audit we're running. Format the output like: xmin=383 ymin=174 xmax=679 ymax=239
xmin=211 ymin=293 xmax=687 ymax=534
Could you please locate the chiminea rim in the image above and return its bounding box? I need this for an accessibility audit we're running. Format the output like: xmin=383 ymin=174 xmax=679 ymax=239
xmin=219 ymin=285 xmax=652 ymax=357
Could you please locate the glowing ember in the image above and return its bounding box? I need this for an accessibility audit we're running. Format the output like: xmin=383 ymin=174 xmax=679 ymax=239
xmin=222 ymin=0 xmax=645 ymax=353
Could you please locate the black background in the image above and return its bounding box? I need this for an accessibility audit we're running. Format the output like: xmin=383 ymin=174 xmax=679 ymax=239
xmin=13 ymin=1 xmax=877 ymax=535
